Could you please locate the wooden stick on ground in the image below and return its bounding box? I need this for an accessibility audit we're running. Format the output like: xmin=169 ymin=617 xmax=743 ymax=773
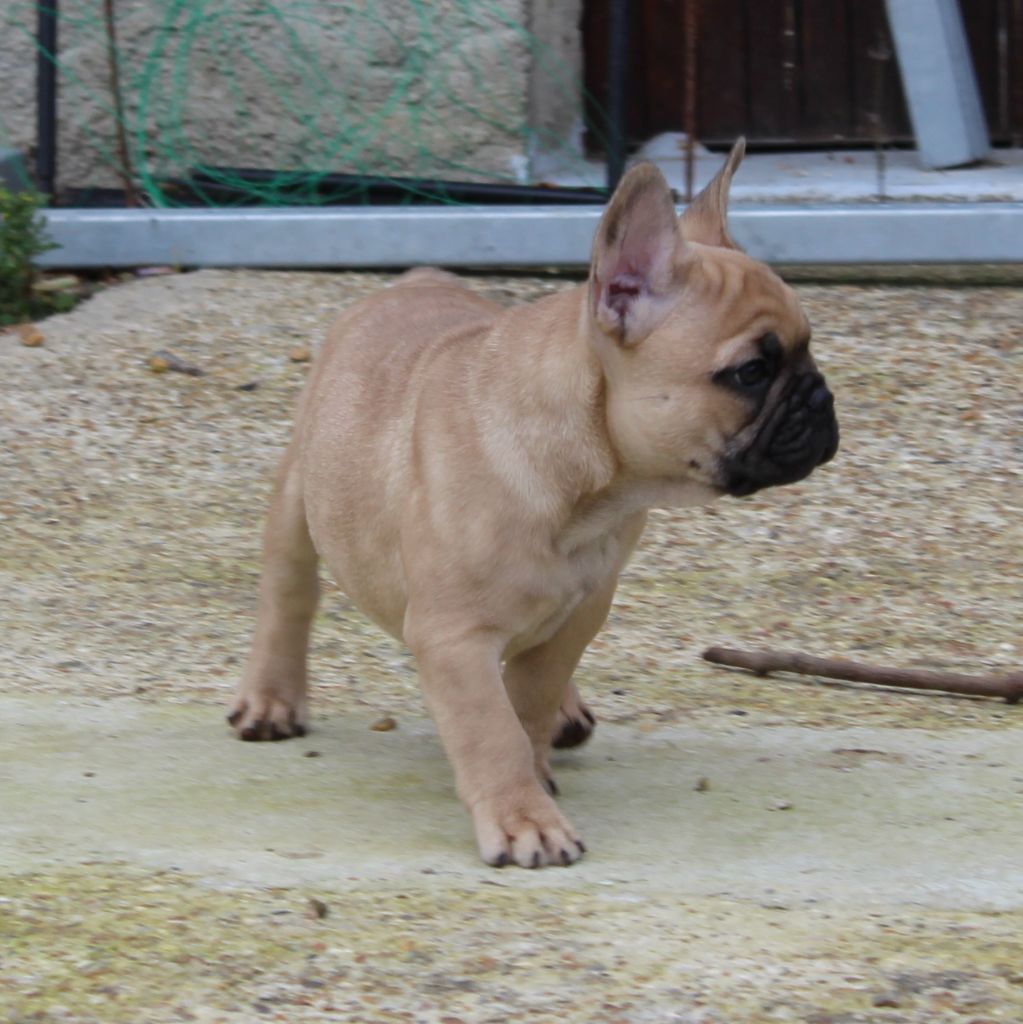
xmin=702 ymin=646 xmax=1023 ymax=705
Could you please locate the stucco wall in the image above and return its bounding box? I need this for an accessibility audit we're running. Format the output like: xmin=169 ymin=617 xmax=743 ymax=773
xmin=0 ymin=0 xmax=582 ymax=198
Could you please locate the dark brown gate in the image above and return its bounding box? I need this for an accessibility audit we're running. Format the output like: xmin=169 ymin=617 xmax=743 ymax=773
xmin=583 ymin=0 xmax=1023 ymax=151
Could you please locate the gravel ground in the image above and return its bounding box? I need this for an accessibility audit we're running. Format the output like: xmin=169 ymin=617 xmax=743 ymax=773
xmin=2 ymin=268 xmax=1022 ymax=1023
xmin=2 ymin=269 xmax=1020 ymax=729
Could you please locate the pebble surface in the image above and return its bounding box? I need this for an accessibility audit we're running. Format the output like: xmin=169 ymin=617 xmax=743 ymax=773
xmin=2 ymin=268 xmax=1021 ymax=1021
xmin=2 ymin=269 xmax=1019 ymax=730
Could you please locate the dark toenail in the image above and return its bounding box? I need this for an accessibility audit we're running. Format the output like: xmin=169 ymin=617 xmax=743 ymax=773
xmin=240 ymin=724 xmax=261 ymax=741
xmin=227 ymin=709 xmax=242 ymax=726
xmin=530 ymin=851 xmax=541 ymax=868
xmin=293 ymin=724 xmax=307 ymax=737
xmin=582 ymin=708 xmax=596 ymax=725
xmin=493 ymin=852 xmax=510 ymax=868
xmin=576 ymin=839 xmax=587 ymax=854
xmin=560 ymin=848 xmax=571 ymax=866
xmin=545 ymin=776 xmax=560 ymax=796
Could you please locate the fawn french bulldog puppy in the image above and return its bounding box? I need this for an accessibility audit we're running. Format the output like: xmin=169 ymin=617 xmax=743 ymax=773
xmin=229 ymin=139 xmax=839 ymax=867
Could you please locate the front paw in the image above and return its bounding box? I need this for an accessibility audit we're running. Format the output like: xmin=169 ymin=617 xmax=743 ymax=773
xmin=227 ymin=686 xmax=307 ymax=741
xmin=470 ymin=785 xmax=586 ymax=868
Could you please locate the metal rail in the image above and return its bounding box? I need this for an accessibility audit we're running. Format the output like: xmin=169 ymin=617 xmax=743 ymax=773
xmin=38 ymin=203 xmax=1023 ymax=268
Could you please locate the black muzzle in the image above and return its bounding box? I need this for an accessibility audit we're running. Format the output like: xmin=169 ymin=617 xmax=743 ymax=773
xmin=725 ymin=371 xmax=839 ymax=497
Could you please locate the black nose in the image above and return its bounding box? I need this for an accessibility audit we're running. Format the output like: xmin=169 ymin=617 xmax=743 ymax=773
xmin=808 ymin=385 xmax=833 ymax=413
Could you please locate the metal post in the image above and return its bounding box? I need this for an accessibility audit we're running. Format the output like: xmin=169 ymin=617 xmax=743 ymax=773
xmin=884 ymin=0 xmax=989 ymax=169
xmin=606 ymin=0 xmax=630 ymax=191
xmin=36 ymin=0 xmax=59 ymax=199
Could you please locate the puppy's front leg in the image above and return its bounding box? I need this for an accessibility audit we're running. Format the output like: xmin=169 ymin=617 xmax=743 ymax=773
xmin=410 ymin=631 xmax=585 ymax=867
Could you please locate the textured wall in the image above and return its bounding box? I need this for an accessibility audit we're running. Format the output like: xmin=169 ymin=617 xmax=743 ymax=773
xmin=0 ymin=0 xmax=583 ymax=198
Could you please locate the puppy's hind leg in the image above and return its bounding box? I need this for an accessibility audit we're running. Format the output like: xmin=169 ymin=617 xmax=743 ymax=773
xmin=228 ymin=444 xmax=319 ymax=741
xmin=503 ymin=576 xmax=619 ymax=793
xmin=504 ymin=509 xmax=645 ymax=783
xmin=551 ymin=680 xmax=597 ymax=751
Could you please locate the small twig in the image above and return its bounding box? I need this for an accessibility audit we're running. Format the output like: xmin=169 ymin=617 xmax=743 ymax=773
xmin=702 ymin=646 xmax=1023 ymax=705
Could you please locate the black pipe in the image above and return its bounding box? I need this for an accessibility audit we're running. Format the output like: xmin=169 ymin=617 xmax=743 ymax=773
xmin=186 ymin=167 xmax=610 ymax=206
xmin=606 ymin=0 xmax=631 ymax=191
xmin=36 ymin=0 xmax=58 ymax=200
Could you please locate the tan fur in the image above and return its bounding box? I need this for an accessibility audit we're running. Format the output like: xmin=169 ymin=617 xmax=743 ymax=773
xmin=229 ymin=141 xmax=833 ymax=868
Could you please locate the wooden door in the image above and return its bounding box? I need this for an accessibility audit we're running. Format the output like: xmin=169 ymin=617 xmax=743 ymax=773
xmin=582 ymin=0 xmax=1023 ymax=151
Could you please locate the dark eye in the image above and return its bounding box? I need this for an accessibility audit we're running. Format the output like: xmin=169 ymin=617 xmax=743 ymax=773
xmin=733 ymin=358 xmax=770 ymax=388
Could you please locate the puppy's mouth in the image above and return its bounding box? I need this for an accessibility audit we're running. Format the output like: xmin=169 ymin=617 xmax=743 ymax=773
xmin=721 ymin=371 xmax=839 ymax=498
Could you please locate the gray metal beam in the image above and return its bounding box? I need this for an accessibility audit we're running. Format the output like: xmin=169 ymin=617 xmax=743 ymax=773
xmin=38 ymin=203 xmax=1023 ymax=268
xmin=885 ymin=0 xmax=990 ymax=169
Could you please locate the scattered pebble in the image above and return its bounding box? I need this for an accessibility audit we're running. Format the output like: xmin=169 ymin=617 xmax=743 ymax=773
xmin=694 ymin=776 xmax=710 ymax=792
xmin=289 ymin=345 xmax=312 ymax=363
xmin=148 ymin=349 xmax=203 ymax=376
xmin=371 ymin=715 xmax=397 ymax=732
xmin=15 ymin=323 xmax=44 ymax=347
xmin=33 ymin=275 xmax=79 ymax=293
xmin=872 ymin=992 xmax=901 ymax=1008
xmin=306 ymin=897 xmax=329 ymax=920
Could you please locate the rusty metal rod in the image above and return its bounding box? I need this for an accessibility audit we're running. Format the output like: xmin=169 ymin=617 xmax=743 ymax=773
xmin=684 ymin=0 xmax=699 ymax=202
xmin=606 ymin=0 xmax=631 ymax=191
xmin=702 ymin=646 xmax=1023 ymax=704
xmin=102 ymin=0 xmax=138 ymax=206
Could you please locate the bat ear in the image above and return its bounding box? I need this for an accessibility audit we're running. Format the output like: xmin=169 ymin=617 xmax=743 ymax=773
xmin=678 ymin=136 xmax=745 ymax=249
xmin=589 ymin=162 xmax=681 ymax=346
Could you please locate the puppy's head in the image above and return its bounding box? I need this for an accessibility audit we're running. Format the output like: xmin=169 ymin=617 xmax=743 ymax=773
xmin=587 ymin=140 xmax=838 ymax=499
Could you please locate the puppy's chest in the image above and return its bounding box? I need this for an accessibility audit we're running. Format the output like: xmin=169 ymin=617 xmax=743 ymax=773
xmin=508 ymin=529 xmax=632 ymax=656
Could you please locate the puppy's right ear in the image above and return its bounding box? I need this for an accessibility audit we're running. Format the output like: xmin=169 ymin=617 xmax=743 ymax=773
xmin=678 ymin=137 xmax=745 ymax=248
xmin=589 ymin=163 xmax=680 ymax=346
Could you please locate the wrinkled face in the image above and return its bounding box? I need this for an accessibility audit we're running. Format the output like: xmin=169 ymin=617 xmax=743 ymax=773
xmin=681 ymin=249 xmax=838 ymax=496
xmin=595 ymin=247 xmax=838 ymax=497
xmin=587 ymin=143 xmax=838 ymax=500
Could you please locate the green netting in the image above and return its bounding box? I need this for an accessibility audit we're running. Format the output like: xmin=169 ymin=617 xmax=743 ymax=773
xmin=0 ymin=1 xmax=607 ymax=207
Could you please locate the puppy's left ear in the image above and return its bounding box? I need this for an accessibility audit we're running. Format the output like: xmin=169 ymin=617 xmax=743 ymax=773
xmin=678 ymin=136 xmax=745 ymax=249
xmin=589 ymin=162 xmax=681 ymax=346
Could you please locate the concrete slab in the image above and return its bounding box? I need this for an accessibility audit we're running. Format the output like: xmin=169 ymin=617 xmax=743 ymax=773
xmin=535 ymin=142 xmax=1023 ymax=202
xmin=4 ymin=696 xmax=1022 ymax=909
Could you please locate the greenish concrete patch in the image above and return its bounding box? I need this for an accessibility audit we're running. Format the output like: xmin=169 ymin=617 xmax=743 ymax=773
xmin=3 ymin=697 xmax=1022 ymax=910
